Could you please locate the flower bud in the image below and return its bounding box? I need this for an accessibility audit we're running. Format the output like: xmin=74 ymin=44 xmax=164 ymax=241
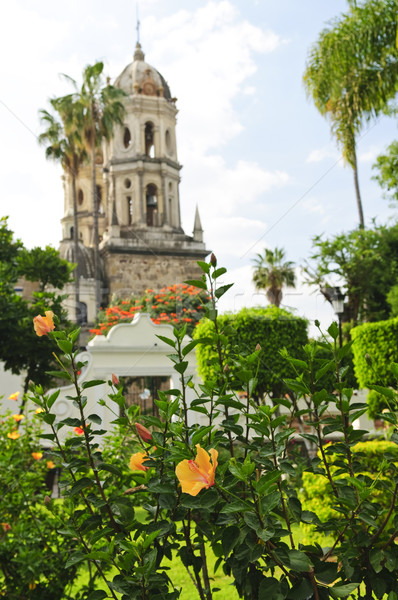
xmin=210 ymin=253 xmax=217 ymax=266
xmin=111 ymin=373 xmax=119 ymax=386
xmin=135 ymin=422 xmax=152 ymax=442
xmin=255 ymin=343 xmax=261 ymax=352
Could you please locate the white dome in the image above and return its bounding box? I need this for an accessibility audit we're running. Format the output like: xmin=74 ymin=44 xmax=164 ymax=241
xmin=115 ymin=43 xmax=172 ymax=100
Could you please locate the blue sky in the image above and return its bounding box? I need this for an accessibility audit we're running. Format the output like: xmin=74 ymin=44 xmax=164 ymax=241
xmin=0 ymin=0 xmax=396 ymax=332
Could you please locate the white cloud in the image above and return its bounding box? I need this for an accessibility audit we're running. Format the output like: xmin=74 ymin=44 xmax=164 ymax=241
xmin=301 ymin=197 xmax=326 ymax=215
xmin=306 ymin=146 xmax=339 ymax=163
xmin=358 ymin=145 xmax=382 ymax=164
xmin=143 ymin=1 xmax=282 ymax=153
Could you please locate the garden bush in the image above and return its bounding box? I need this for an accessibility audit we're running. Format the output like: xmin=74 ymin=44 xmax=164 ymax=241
xmin=300 ymin=439 xmax=398 ymax=543
xmin=0 ymin=406 xmax=80 ymax=599
xmin=194 ymin=305 xmax=308 ymax=400
xmin=351 ymin=316 xmax=398 ymax=388
xmin=5 ymin=257 xmax=398 ymax=600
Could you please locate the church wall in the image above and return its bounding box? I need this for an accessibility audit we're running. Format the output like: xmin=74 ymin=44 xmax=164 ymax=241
xmin=103 ymin=251 xmax=206 ymax=299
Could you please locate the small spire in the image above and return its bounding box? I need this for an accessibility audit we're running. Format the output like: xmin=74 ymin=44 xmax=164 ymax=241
xmin=193 ymin=205 xmax=203 ymax=242
xmin=133 ymin=4 xmax=144 ymax=60
xmin=136 ymin=4 xmax=140 ymax=44
xmin=134 ymin=42 xmax=145 ymax=61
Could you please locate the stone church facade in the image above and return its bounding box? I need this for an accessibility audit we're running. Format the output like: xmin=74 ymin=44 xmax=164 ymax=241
xmin=59 ymin=43 xmax=208 ymax=324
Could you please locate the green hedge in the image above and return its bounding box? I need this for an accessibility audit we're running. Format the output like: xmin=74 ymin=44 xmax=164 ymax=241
xmin=300 ymin=440 xmax=398 ymax=543
xmin=194 ymin=306 xmax=308 ymax=399
xmin=351 ymin=316 xmax=398 ymax=388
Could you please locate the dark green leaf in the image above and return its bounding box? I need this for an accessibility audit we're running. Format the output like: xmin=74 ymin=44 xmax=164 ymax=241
xmin=65 ymin=552 xmax=86 ymax=568
xmin=222 ymin=525 xmax=240 ymax=556
xmin=87 ymin=413 xmax=102 ymax=425
xmin=82 ymin=379 xmax=105 ymax=389
xmin=329 ymin=583 xmax=360 ymax=599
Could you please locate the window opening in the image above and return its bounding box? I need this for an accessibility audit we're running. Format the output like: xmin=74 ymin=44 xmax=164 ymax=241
xmin=123 ymin=127 xmax=131 ymax=149
xmin=127 ymin=196 xmax=133 ymax=225
xmin=145 ymin=122 xmax=155 ymax=157
xmin=96 ymin=185 xmax=103 ymax=214
xmin=146 ymin=184 xmax=158 ymax=227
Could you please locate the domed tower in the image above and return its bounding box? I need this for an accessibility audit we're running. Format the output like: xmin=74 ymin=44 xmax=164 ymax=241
xmin=60 ymin=42 xmax=208 ymax=323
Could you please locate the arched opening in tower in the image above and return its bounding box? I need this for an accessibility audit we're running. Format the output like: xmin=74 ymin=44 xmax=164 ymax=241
xmin=146 ymin=184 xmax=158 ymax=227
xmin=145 ymin=122 xmax=155 ymax=157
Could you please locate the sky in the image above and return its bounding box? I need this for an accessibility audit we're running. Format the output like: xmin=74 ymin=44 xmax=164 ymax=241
xmin=0 ymin=0 xmax=397 ymax=334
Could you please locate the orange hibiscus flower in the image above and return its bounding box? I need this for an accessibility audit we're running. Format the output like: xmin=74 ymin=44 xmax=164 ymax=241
xmin=129 ymin=451 xmax=149 ymax=472
xmin=175 ymin=444 xmax=218 ymax=496
xmin=33 ymin=311 xmax=55 ymax=337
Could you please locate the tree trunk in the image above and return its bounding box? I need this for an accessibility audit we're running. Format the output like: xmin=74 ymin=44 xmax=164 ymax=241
xmin=71 ymin=171 xmax=80 ymax=322
xmin=91 ymin=140 xmax=101 ymax=315
xmin=352 ymin=151 xmax=365 ymax=229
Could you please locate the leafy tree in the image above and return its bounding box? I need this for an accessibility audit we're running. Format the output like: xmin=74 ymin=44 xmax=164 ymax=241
xmin=252 ymin=247 xmax=296 ymax=307
xmin=305 ymin=223 xmax=398 ymax=323
xmin=60 ymin=62 xmax=126 ymax=313
xmin=372 ymin=140 xmax=398 ymax=204
xmin=0 ymin=218 xmax=73 ymax=393
xmin=39 ymin=98 xmax=87 ymax=317
xmin=303 ymin=0 xmax=398 ymax=228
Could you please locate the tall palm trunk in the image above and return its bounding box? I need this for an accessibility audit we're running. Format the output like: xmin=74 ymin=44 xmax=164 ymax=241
xmin=71 ymin=171 xmax=80 ymax=321
xmin=352 ymin=149 xmax=365 ymax=229
xmin=91 ymin=140 xmax=101 ymax=314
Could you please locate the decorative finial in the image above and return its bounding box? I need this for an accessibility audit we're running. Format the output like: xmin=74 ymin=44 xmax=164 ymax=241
xmin=136 ymin=4 xmax=140 ymax=44
xmin=133 ymin=4 xmax=145 ymax=61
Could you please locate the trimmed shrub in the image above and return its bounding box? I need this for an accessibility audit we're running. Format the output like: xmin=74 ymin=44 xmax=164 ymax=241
xmin=351 ymin=316 xmax=398 ymax=388
xmin=195 ymin=306 xmax=308 ymax=399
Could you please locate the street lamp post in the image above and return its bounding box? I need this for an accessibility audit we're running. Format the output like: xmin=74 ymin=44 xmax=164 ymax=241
xmin=330 ymin=287 xmax=345 ymax=348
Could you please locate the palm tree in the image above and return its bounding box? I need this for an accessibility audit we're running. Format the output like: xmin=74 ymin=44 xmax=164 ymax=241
xmin=252 ymin=247 xmax=296 ymax=307
xmin=61 ymin=62 xmax=126 ymax=314
xmin=303 ymin=0 xmax=398 ymax=230
xmin=39 ymin=99 xmax=87 ymax=321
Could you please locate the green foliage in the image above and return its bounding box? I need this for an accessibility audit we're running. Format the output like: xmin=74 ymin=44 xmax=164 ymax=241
xmin=351 ymin=316 xmax=398 ymax=388
xmin=305 ymin=223 xmax=398 ymax=323
xmin=19 ymin=258 xmax=398 ymax=600
xmin=300 ymin=440 xmax=398 ymax=542
xmin=0 ymin=408 xmax=80 ymax=598
xmin=373 ymin=139 xmax=398 ymax=204
xmin=0 ymin=218 xmax=72 ymax=392
xmin=367 ymin=389 xmax=390 ymax=419
xmin=195 ymin=305 xmax=308 ymax=400
xmin=387 ymin=284 xmax=398 ymax=317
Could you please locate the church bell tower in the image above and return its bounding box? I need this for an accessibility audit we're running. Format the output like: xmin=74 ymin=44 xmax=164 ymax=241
xmin=59 ymin=42 xmax=208 ymax=324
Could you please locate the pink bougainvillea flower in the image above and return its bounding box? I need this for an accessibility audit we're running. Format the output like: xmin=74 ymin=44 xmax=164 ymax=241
xmin=74 ymin=426 xmax=84 ymax=436
xmin=31 ymin=452 xmax=43 ymax=461
xmin=12 ymin=414 xmax=24 ymax=422
xmin=129 ymin=451 xmax=149 ymax=472
xmin=8 ymin=391 xmax=20 ymax=401
xmin=176 ymin=444 xmax=218 ymax=497
xmin=135 ymin=422 xmax=152 ymax=442
xmin=33 ymin=311 xmax=55 ymax=337
xmin=46 ymin=461 xmax=55 ymax=469
xmin=7 ymin=431 xmax=20 ymax=440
